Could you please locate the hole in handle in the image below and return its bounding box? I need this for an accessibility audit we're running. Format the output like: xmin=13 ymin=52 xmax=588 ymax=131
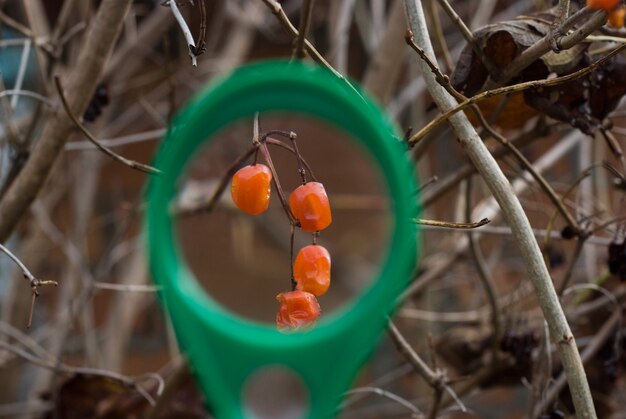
xmin=243 ymin=365 xmax=309 ymax=419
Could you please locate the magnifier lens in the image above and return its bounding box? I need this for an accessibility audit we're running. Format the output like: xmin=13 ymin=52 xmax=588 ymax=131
xmin=176 ymin=114 xmax=392 ymax=326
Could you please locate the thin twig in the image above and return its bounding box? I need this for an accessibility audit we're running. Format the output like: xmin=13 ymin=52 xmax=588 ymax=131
xmin=425 ymin=0 xmax=453 ymax=72
xmin=65 ymin=128 xmax=166 ymax=151
xmin=471 ymin=106 xmax=582 ymax=234
xmin=433 ymin=0 xmax=476 ymax=56
xmin=164 ymin=0 xmax=198 ymax=66
xmin=294 ymin=0 xmax=315 ymax=59
xmin=599 ymin=128 xmax=626 ymax=178
xmin=266 ymin=138 xmax=318 ymax=182
xmin=0 ymin=73 xmax=20 ymax=146
xmin=0 ymin=340 xmax=162 ymax=406
xmin=342 ymin=387 xmax=423 ymax=418
xmin=10 ymin=39 xmax=31 ymax=110
xmin=414 ymin=218 xmax=490 ymax=229
xmin=144 ymin=360 xmax=187 ymax=419
xmin=93 ymin=282 xmax=161 ymax=292
xmin=193 ymin=0 xmax=207 ymax=55
xmin=0 ymin=90 xmax=53 ymax=106
xmin=387 ymin=319 xmax=466 ymax=413
xmin=288 ymin=132 xmax=307 ymax=184
xmin=260 ymin=0 xmax=343 ymax=79
xmin=465 ymin=178 xmax=501 ymax=366
xmin=0 ymin=243 xmax=57 ymax=328
xmin=0 ymin=10 xmax=35 ymax=38
xmin=54 ymin=77 xmax=161 ymax=175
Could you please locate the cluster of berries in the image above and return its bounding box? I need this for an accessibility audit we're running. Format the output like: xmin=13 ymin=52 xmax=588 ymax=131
xmin=587 ymin=0 xmax=625 ymax=28
xmin=608 ymin=238 xmax=626 ymax=281
xmin=83 ymin=83 xmax=110 ymax=123
xmin=500 ymin=330 xmax=538 ymax=365
xmin=230 ymin=132 xmax=332 ymax=331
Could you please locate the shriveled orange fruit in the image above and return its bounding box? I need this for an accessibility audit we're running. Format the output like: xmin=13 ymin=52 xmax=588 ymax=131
xmin=276 ymin=290 xmax=321 ymax=330
xmin=294 ymin=245 xmax=331 ymax=296
xmin=288 ymin=182 xmax=332 ymax=232
xmin=231 ymin=164 xmax=272 ymax=215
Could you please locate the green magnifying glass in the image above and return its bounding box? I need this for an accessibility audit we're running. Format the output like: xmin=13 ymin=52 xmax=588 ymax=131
xmin=146 ymin=60 xmax=420 ymax=418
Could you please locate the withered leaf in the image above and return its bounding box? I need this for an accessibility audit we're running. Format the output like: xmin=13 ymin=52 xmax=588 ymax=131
xmin=451 ymin=5 xmax=626 ymax=133
xmin=45 ymin=369 xmax=207 ymax=419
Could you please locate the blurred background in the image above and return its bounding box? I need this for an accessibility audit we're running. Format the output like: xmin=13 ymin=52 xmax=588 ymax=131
xmin=0 ymin=0 xmax=625 ymax=418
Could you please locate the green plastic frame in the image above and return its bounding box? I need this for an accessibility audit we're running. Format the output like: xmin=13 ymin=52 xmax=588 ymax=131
xmin=146 ymin=60 xmax=419 ymax=418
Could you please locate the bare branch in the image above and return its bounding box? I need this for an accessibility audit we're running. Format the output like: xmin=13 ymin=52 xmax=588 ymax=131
xmin=403 ymin=1 xmax=596 ymax=417
xmin=54 ymin=77 xmax=161 ymax=175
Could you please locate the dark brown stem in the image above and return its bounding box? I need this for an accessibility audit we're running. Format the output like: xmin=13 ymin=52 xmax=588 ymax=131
xmin=426 ymin=387 xmax=443 ymax=419
xmin=259 ymin=142 xmax=297 ymax=225
xmin=265 ymin=138 xmax=318 ymax=182
xmin=290 ymin=223 xmax=296 ymax=290
xmin=288 ymin=132 xmax=307 ymax=184
xmin=192 ymin=0 xmax=207 ymax=55
xmin=27 ymin=293 xmax=37 ymax=329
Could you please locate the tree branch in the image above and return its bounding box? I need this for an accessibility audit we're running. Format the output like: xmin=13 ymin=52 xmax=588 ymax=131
xmin=403 ymin=1 xmax=596 ymax=417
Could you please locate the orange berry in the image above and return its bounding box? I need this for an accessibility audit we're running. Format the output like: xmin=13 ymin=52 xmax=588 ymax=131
xmin=609 ymin=6 xmax=626 ymax=27
xmin=231 ymin=164 xmax=272 ymax=215
xmin=294 ymin=245 xmax=331 ymax=296
xmin=276 ymin=290 xmax=321 ymax=330
xmin=288 ymin=182 xmax=332 ymax=232
xmin=587 ymin=0 xmax=619 ymax=11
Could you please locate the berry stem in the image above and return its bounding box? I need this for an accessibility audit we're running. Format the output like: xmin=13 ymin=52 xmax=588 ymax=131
xmin=290 ymin=223 xmax=296 ymax=290
xmin=265 ymin=138 xmax=318 ymax=182
xmin=288 ymin=131 xmax=307 ymax=184
xmin=258 ymin=142 xmax=298 ymax=225
xmin=260 ymin=130 xmax=294 ymax=141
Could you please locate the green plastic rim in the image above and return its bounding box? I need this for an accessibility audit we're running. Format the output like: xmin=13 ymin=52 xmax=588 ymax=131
xmin=146 ymin=60 xmax=420 ymax=419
